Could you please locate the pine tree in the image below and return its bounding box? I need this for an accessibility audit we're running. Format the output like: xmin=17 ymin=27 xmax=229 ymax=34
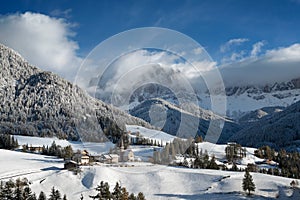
xmin=112 ymin=182 xmax=122 ymax=199
xmin=208 ymin=155 xmax=219 ymax=170
xmin=102 ymin=182 xmax=111 ymax=199
xmin=14 ymin=185 xmax=22 ymax=200
xmin=0 ymin=181 xmax=5 ymax=199
xmin=38 ymin=191 xmax=47 ymax=200
xmin=183 ymin=156 xmax=189 ymax=168
xmin=63 ymin=194 xmax=67 ymax=200
xmin=242 ymin=169 xmax=255 ymax=195
xmin=128 ymin=193 xmax=136 ymax=200
xmin=22 ymin=186 xmax=35 ymax=200
xmin=63 ymin=145 xmax=73 ymax=160
xmin=136 ymin=192 xmax=145 ymax=200
xmin=3 ymin=179 xmax=14 ymax=200
xmin=120 ymin=187 xmax=129 ymax=200
xmin=49 ymin=186 xmax=62 ymax=200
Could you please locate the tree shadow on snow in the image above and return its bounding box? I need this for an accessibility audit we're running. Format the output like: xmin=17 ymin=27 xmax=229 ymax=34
xmin=41 ymin=166 xmax=63 ymax=171
xmin=155 ymin=192 xmax=274 ymax=200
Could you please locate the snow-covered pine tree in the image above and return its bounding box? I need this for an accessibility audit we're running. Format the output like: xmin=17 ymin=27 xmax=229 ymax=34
xmin=242 ymin=169 xmax=256 ymax=195
xmin=136 ymin=192 xmax=145 ymax=200
xmin=112 ymin=182 xmax=122 ymax=199
xmin=38 ymin=191 xmax=47 ymax=200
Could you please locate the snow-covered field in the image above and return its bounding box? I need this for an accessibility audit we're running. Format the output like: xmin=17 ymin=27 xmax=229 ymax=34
xmin=3 ymin=131 xmax=299 ymax=199
xmin=1 ymin=149 xmax=299 ymax=199
xmin=14 ymin=135 xmax=114 ymax=154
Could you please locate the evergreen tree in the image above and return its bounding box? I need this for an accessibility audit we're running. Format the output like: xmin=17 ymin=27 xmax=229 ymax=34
xmin=14 ymin=178 xmax=23 ymax=200
xmin=63 ymin=145 xmax=73 ymax=159
xmin=80 ymin=194 xmax=84 ymax=200
xmin=38 ymin=191 xmax=47 ymax=200
xmin=183 ymin=156 xmax=189 ymax=168
xmin=102 ymin=182 xmax=111 ymax=199
xmin=136 ymin=192 xmax=145 ymax=200
xmin=128 ymin=193 xmax=136 ymax=200
xmin=22 ymin=186 xmax=36 ymax=200
xmin=49 ymin=186 xmax=62 ymax=200
xmin=242 ymin=169 xmax=255 ymax=195
xmin=3 ymin=179 xmax=14 ymax=200
xmin=0 ymin=181 xmax=5 ymax=199
xmin=55 ymin=189 xmax=62 ymax=200
xmin=120 ymin=187 xmax=129 ymax=200
xmin=112 ymin=182 xmax=122 ymax=199
xmin=208 ymin=155 xmax=219 ymax=170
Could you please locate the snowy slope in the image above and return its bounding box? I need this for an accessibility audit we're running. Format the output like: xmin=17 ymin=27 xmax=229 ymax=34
xmin=126 ymin=125 xmax=177 ymax=145
xmin=1 ymin=149 xmax=299 ymax=200
xmin=14 ymin=135 xmax=114 ymax=154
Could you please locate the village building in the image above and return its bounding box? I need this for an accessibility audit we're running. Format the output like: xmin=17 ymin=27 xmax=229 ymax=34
xmin=73 ymin=150 xmax=90 ymax=165
xmin=100 ymin=154 xmax=119 ymax=164
xmin=64 ymin=160 xmax=78 ymax=170
xmin=120 ymin=149 xmax=135 ymax=162
xmin=28 ymin=145 xmax=43 ymax=153
xmin=118 ymin=138 xmax=135 ymax=162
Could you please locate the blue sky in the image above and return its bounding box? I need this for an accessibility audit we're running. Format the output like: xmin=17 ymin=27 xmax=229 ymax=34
xmin=0 ymin=0 xmax=300 ymax=82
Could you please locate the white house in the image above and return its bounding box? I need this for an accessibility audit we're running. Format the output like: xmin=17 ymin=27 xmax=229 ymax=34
xmin=120 ymin=149 xmax=135 ymax=162
xmin=73 ymin=150 xmax=90 ymax=165
xmin=100 ymin=154 xmax=119 ymax=164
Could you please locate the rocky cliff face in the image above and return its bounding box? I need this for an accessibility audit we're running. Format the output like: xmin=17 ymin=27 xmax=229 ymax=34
xmin=0 ymin=44 xmax=151 ymax=142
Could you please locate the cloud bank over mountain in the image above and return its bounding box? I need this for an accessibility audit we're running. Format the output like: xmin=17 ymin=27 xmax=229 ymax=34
xmin=0 ymin=11 xmax=299 ymax=90
xmin=0 ymin=12 xmax=81 ymax=81
xmin=219 ymin=43 xmax=300 ymax=87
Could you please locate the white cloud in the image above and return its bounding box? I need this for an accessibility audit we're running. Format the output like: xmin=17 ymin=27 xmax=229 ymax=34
xmin=220 ymin=38 xmax=249 ymax=53
xmin=219 ymin=43 xmax=300 ymax=87
xmin=0 ymin=12 xmax=81 ymax=81
xmin=265 ymin=43 xmax=300 ymax=62
xmin=221 ymin=51 xmax=246 ymax=63
xmin=193 ymin=47 xmax=203 ymax=55
xmin=90 ymin=49 xmax=216 ymax=102
xmin=251 ymin=41 xmax=265 ymax=57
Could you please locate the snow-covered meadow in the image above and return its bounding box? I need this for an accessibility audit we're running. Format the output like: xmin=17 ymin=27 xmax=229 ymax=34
xmin=1 ymin=149 xmax=299 ymax=199
xmin=2 ymin=128 xmax=300 ymax=200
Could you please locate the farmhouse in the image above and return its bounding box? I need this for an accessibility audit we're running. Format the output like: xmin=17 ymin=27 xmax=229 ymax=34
xmin=73 ymin=150 xmax=90 ymax=165
xmin=28 ymin=145 xmax=43 ymax=153
xmin=100 ymin=154 xmax=119 ymax=164
xmin=64 ymin=160 xmax=78 ymax=170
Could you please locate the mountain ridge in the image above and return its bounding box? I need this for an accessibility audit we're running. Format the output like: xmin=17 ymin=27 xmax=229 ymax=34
xmin=0 ymin=43 xmax=152 ymax=142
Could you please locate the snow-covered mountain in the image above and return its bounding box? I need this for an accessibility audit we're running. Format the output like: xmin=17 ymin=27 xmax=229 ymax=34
xmin=88 ymin=64 xmax=300 ymax=120
xmin=222 ymin=79 xmax=300 ymax=119
xmin=229 ymin=100 xmax=300 ymax=150
xmin=0 ymin=43 xmax=151 ymax=141
xmin=238 ymin=106 xmax=285 ymax=124
xmin=129 ymin=98 xmax=241 ymax=143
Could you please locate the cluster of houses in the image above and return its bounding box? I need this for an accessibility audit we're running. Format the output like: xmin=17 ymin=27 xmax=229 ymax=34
xmin=64 ymin=141 xmax=136 ymax=170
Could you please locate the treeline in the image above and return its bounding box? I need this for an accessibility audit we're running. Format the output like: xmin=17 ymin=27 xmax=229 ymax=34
xmin=0 ymin=179 xmax=146 ymax=200
xmin=179 ymin=152 xmax=220 ymax=170
xmin=0 ymin=134 xmax=19 ymax=150
xmin=153 ymin=138 xmax=220 ymax=170
xmin=225 ymin=143 xmax=247 ymax=163
xmin=0 ymin=178 xmax=67 ymax=200
xmin=254 ymin=146 xmax=300 ymax=179
xmin=153 ymin=138 xmax=194 ymax=164
xmin=22 ymin=141 xmax=74 ymax=160
xmin=89 ymin=181 xmax=145 ymax=200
